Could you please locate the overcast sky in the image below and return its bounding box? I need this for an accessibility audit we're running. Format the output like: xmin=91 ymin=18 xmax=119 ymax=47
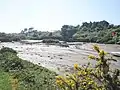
xmin=0 ymin=0 xmax=120 ymax=33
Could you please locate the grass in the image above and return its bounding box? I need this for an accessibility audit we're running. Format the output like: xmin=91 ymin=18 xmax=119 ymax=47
xmin=0 ymin=47 xmax=57 ymax=90
xmin=0 ymin=70 xmax=12 ymax=90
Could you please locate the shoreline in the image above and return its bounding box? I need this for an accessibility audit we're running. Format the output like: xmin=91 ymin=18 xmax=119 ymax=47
xmin=0 ymin=41 xmax=120 ymax=74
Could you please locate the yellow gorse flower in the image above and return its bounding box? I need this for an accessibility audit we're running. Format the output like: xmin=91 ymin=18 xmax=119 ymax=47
xmin=56 ymin=76 xmax=62 ymax=79
xmin=56 ymin=79 xmax=63 ymax=85
xmin=56 ymin=76 xmax=64 ymax=85
xmin=99 ymin=50 xmax=107 ymax=56
xmin=93 ymin=44 xmax=100 ymax=53
xmin=88 ymin=55 xmax=96 ymax=59
xmin=74 ymin=64 xmax=79 ymax=69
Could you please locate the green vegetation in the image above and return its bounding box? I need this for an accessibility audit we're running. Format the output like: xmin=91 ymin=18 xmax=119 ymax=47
xmin=19 ymin=20 xmax=120 ymax=44
xmin=0 ymin=47 xmax=57 ymax=90
xmin=1 ymin=20 xmax=120 ymax=44
xmin=0 ymin=71 xmax=12 ymax=90
xmin=60 ymin=21 xmax=120 ymax=43
xmin=42 ymin=39 xmax=59 ymax=43
xmin=56 ymin=45 xmax=120 ymax=90
xmin=0 ymin=33 xmax=21 ymax=42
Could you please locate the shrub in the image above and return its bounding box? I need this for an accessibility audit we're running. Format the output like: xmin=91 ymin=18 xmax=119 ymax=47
xmin=42 ymin=39 xmax=59 ymax=43
xmin=0 ymin=47 xmax=23 ymax=72
xmin=56 ymin=45 xmax=120 ymax=90
xmin=0 ymin=47 xmax=17 ymax=54
xmin=0 ymin=47 xmax=57 ymax=90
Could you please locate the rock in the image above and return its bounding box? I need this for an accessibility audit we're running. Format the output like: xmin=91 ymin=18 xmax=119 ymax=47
xmin=60 ymin=57 xmax=63 ymax=59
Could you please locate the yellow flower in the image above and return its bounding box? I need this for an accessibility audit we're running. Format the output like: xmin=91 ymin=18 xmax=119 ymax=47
xmin=56 ymin=76 xmax=62 ymax=80
xmin=88 ymin=55 xmax=96 ymax=59
xmin=99 ymin=50 xmax=107 ymax=56
xmin=93 ymin=44 xmax=100 ymax=53
xmin=77 ymin=71 xmax=81 ymax=75
xmin=88 ymin=81 xmax=94 ymax=85
xmin=56 ymin=76 xmax=64 ymax=85
xmin=56 ymin=79 xmax=63 ymax=85
xmin=74 ymin=64 xmax=79 ymax=69
xmin=71 ymin=83 xmax=75 ymax=87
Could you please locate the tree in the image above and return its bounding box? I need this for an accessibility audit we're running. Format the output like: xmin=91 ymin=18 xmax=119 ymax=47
xmin=61 ymin=25 xmax=77 ymax=41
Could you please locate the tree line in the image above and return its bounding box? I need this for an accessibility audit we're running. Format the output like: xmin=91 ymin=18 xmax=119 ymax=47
xmin=0 ymin=20 xmax=120 ymax=44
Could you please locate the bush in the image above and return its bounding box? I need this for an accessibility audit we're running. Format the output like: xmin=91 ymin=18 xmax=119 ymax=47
xmin=56 ymin=45 xmax=120 ymax=90
xmin=0 ymin=52 xmax=24 ymax=72
xmin=42 ymin=39 xmax=59 ymax=43
xmin=106 ymin=40 xmax=115 ymax=44
xmin=0 ymin=47 xmax=57 ymax=90
xmin=0 ymin=47 xmax=23 ymax=72
xmin=0 ymin=47 xmax=17 ymax=54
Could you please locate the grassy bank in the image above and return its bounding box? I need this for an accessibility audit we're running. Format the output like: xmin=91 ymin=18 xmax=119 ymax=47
xmin=0 ymin=71 xmax=12 ymax=90
xmin=0 ymin=47 xmax=57 ymax=90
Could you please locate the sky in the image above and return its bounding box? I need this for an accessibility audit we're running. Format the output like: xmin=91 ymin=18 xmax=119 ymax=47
xmin=0 ymin=0 xmax=120 ymax=33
